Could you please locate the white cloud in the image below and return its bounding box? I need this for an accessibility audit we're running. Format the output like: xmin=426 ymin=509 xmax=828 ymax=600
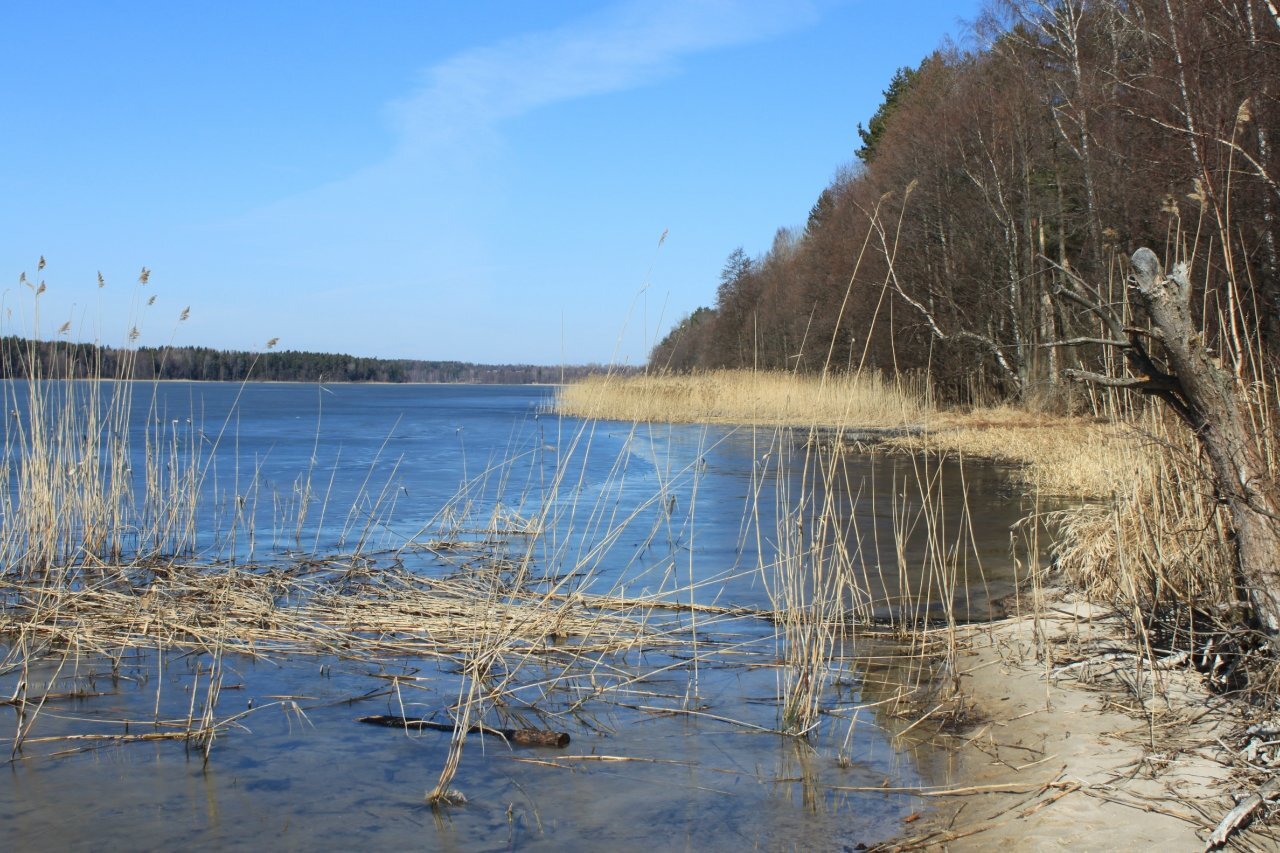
xmin=200 ymin=0 xmax=819 ymax=360
xmin=385 ymin=0 xmax=816 ymax=156
xmin=223 ymin=0 xmax=817 ymax=265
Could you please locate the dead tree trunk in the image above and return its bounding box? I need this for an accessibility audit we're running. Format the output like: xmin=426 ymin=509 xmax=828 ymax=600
xmin=1060 ymin=248 xmax=1280 ymax=634
xmin=1128 ymin=249 xmax=1280 ymax=634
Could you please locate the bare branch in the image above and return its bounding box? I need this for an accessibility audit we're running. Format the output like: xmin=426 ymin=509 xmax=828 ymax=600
xmin=1063 ymin=369 xmax=1177 ymax=392
xmin=1211 ymin=133 xmax=1280 ymax=204
xmin=1038 ymin=337 xmax=1129 ymax=349
xmin=1050 ymin=280 xmax=1127 ymax=339
xmin=1040 ymin=255 xmax=1095 ymax=294
xmin=1123 ymin=325 xmax=1161 ymax=341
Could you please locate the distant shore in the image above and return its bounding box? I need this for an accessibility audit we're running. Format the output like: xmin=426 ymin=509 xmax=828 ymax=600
xmin=0 ymin=333 xmax=631 ymax=385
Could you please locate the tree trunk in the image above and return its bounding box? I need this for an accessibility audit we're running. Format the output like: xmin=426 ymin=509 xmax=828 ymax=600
xmin=1130 ymin=248 xmax=1280 ymax=634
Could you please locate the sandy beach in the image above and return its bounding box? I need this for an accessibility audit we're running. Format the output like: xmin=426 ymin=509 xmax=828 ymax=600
xmin=882 ymin=588 xmax=1270 ymax=851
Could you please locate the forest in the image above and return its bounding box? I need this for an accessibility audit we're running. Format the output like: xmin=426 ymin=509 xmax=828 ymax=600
xmin=651 ymin=0 xmax=1280 ymax=404
xmin=0 ymin=337 xmax=614 ymax=384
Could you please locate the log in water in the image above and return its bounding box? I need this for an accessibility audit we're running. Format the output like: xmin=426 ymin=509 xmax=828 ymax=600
xmin=357 ymin=715 xmax=571 ymax=747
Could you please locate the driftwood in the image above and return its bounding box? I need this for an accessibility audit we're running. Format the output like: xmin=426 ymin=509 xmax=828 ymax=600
xmin=357 ymin=715 xmax=570 ymax=747
xmin=1204 ymin=775 xmax=1280 ymax=850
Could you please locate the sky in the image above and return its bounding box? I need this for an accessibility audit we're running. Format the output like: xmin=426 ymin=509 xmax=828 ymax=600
xmin=0 ymin=1 xmax=983 ymax=366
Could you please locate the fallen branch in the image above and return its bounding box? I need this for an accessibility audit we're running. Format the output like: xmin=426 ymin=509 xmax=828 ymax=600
xmin=831 ymin=779 xmax=1068 ymax=796
xmin=357 ymin=714 xmax=570 ymax=747
xmin=1051 ymin=650 xmax=1191 ymax=681
xmin=1204 ymin=774 xmax=1280 ymax=851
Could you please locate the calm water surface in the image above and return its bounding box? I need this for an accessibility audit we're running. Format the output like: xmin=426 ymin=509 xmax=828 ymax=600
xmin=0 ymin=382 xmax=1040 ymax=850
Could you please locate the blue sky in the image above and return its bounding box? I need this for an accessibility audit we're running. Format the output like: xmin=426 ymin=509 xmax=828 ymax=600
xmin=1 ymin=1 xmax=982 ymax=365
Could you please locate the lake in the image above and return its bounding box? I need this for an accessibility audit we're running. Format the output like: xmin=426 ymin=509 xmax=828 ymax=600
xmin=0 ymin=382 xmax=1041 ymax=850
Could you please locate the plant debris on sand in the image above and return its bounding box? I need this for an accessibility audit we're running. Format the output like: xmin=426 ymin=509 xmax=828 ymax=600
xmin=874 ymin=587 xmax=1280 ymax=851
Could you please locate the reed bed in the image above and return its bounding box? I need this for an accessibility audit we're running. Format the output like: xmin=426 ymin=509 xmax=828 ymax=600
xmin=557 ymin=370 xmax=1153 ymax=500
xmin=0 ymin=267 xmax=986 ymax=823
xmin=885 ymin=407 xmax=1152 ymax=499
xmin=1046 ymin=411 xmax=1247 ymax=662
xmin=557 ymin=368 xmax=1237 ymax=617
xmin=556 ymin=369 xmax=929 ymax=428
xmin=0 ymin=564 xmax=662 ymax=663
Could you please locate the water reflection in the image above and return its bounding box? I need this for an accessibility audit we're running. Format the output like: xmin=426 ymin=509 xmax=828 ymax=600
xmin=0 ymin=383 xmax=1044 ymax=850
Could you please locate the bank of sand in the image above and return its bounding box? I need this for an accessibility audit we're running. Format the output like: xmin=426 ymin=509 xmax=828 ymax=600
xmin=883 ymin=588 xmax=1271 ymax=851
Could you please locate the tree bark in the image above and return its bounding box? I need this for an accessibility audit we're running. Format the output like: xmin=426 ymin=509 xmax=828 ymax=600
xmin=1128 ymin=248 xmax=1280 ymax=634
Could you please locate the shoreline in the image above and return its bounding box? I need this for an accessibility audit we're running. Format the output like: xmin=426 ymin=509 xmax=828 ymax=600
xmin=883 ymin=587 xmax=1254 ymax=851
xmin=0 ymin=377 xmax=570 ymax=387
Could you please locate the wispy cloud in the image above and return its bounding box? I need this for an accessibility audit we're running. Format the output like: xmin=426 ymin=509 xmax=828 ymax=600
xmin=202 ymin=0 xmax=819 ymax=359
xmin=386 ymin=0 xmax=816 ymax=156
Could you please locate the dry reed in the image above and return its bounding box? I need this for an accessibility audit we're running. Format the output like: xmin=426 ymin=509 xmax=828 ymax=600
xmin=886 ymin=407 xmax=1152 ymax=499
xmin=558 ymin=371 xmax=1151 ymax=500
xmin=1049 ymin=411 xmax=1241 ymax=615
xmin=0 ymin=265 xmax=1000 ymax=815
xmin=556 ymin=369 xmax=929 ymax=428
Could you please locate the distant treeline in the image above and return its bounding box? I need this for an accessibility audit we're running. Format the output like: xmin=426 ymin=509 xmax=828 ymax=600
xmin=651 ymin=0 xmax=1279 ymax=403
xmin=0 ymin=337 xmax=626 ymax=384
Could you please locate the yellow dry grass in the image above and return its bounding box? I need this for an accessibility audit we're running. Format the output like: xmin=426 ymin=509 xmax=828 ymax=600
xmin=886 ymin=407 xmax=1154 ymax=499
xmin=1048 ymin=420 xmax=1238 ymax=602
xmin=556 ymin=369 xmax=929 ymax=428
xmin=0 ymin=564 xmax=657 ymax=662
xmin=559 ymin=372 xmax=1148 ymax=499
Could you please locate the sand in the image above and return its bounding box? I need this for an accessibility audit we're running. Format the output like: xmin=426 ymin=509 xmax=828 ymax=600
xmin=881 ymin=588 xmax=1274 ymax=851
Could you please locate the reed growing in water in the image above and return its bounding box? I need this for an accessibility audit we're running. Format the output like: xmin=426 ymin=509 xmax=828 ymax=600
xmin=556 ymin=369 xmax=929 ymax=429
xmin=0 ymin=261 xmax=1072 ymax=822
xmin=557 ymin=370 xmax=1155 ymax=499
xmin=0 ymin=291 xmax=944 ymax=820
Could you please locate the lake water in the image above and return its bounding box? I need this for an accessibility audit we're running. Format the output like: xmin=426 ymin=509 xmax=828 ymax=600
xmin=0 ymin=382 xmax=1041 ymax=850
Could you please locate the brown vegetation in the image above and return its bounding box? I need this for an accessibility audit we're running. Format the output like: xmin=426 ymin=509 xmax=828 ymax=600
xmin=558 ymin=370 xmax=1146 ymax=497
xmin=645 ymin=0 xmax=1280 ymax=710
xmin=556 ymin=369 xmax=928 ymax=428
xmin=652 ymin=0 xmax=1279 ymax=409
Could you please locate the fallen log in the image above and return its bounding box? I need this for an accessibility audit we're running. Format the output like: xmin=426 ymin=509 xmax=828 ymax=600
xmin=357 ymin=714 xmax=570 ymax=747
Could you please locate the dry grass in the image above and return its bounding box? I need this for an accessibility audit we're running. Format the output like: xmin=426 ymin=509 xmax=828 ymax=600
xmin=0 ymin=564 xmax=655 ymax=663
xmin=556 ymin=369 xmax=929 ymax=428
xmin=1049 ymin=415 xmax=1238 ymax=607
xmin=560 ymin=372 xmax=1150 ymax=500
xmin=886 ymin=407 xmax=1154 ymax=499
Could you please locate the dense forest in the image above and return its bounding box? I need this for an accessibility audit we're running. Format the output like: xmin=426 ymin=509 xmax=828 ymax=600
xmin=651 ymin=0 xmax=1280 ymax=403
xmin=0 ymin=337 xmax=616 ymax=384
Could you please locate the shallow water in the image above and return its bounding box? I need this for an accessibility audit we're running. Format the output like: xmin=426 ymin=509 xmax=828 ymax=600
xmin=0 ymin=383 xmax=1044 ymax=849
